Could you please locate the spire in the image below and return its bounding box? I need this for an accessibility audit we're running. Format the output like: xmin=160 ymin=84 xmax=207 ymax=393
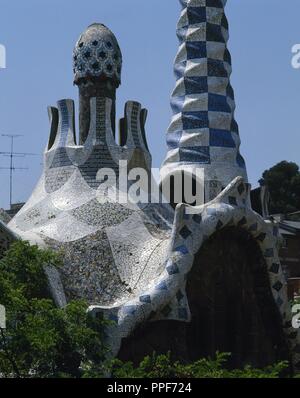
xmin=73 ymin=23 xmax=122 ymax=87
xmin=73 ymin=23 xmax=123 ymax=143
xmin=43 ymin=24 xmax=151 ymax=191
xmin=161 ymin=0 xmax=248 ymax=202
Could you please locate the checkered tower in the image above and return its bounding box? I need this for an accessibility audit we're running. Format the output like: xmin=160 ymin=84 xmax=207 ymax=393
xmin=161 ymin=0 xmax=248 ymax=202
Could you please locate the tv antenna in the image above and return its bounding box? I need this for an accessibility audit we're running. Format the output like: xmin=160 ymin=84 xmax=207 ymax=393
xmin=0 ymin=134 xmax=39 ymax=208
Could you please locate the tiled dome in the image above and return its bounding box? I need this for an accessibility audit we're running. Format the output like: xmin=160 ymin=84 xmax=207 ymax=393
xmin=73 ymin=23 xmax=122 ymax=86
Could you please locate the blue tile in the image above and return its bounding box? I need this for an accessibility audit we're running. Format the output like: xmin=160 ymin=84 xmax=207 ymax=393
xmin=193 ymin=213 xmax=202 ymax=224
xmin=183 ymin=210 xmax=190 ymax=220
xmin=208 ymin=59 xmax=228 ymax=77
xmin=270 ymin=263 xmax=280 ymax=274
xmin=273 ymin=281 xmax=283 ymax=292
xmin=207 ymin=207 xmax=218 ymax=216
xmin=167 ymin=263 xmax=180 ymax=275
xmin=184 ymin=76 xmax=208 ymax=95
xmin=174 ymin=60 xmax=187 ymax=80
xmin=230 ymin=119 xmax=239 ymax=134
xmin=175 ymin=245 xmax=189 ymax=255
xmin=210 ymin=129 xmax=235 ymax=148
xmin=123 ymin=306 xmax=137 ymax=315
xmin=156 ymin=281 xmax=168 ymax=291
xmin=207 ymin=0 xmax=224 ymax=7
xmin=236 ymin=153 xmax=246 ymax=168
xmin=180 ymin=225 xmax=192 ymax=239
xmin=186 ymin=41 xmax=207 ymax=60
xmin=226 ymin=84 xmax=234 ymax=100
xmin=187 ymin=7 xmax=207 ymax=25
xmin=167 ymin=130 xmax=183 ymax=150
xmin=237 ymin=183 xmax=245 ymax=195
xmin=179 ymin=146 xmax=210 ymax=164
xmin=228 ymin=196 xmax=237 ymax=206
xmin=224 ymin=48 xmax=231 ymax=64
xmin=176 ymin=26 xmax=188 ymax=41
xmin=206 ymin=23 xmax=224 ymax=43
xmin=208 ymin=94 xmax=231 ymax=113
xmin=170 ymin=95 xmax=185 ymax=114
xmin=140 ymin=295 xmax=152 ymax=304
xmin=221 ymin=12 xmax=229 ymax=30
xmin=182 ymin=111 xmax=209 ymax=130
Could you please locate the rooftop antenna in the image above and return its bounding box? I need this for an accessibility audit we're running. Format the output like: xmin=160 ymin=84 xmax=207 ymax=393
xmin=0 ymin=134 xmax=38 ymax=208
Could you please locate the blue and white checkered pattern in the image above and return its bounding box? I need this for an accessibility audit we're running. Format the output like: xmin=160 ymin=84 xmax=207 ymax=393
xmin=161 ymin=0 xmax=248 ymax=189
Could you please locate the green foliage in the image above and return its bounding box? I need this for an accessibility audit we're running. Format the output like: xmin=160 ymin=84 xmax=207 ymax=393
xmin=85 ymin=352 xmax=289 ymax=379
xmin=0 ymin=241 xmax=108 ymax=378
xmin=260 ymin=161 xmax=300 ymax=214
xmin=0 ymin=240 xmax=59 ymax=302
xmin=0 ymin=241 xmax=294 ymax=379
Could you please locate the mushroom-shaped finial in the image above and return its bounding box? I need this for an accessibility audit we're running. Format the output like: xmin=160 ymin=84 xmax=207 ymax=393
xmin=73 ymin=23 xmax=122 ymax=87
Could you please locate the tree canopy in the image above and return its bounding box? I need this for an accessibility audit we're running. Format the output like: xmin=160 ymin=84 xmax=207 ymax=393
xmin=0 ymin=241 xmax=108 ymax=378
xmin=259 ymin=161 xmax=300 ymax=214
xmin=0 ymin=241 xmax=294 ymax=378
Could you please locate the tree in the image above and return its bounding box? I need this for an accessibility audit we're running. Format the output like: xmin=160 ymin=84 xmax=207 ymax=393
xmin=259 ymin=161 xmax=300 ymax=214
xmin=83 ymin=352 xmax=289 ymax=379
xmin=0 ymin=241 xmax=294 ymax=379
xmin=0 ymin=241 xmax=108 ymax=378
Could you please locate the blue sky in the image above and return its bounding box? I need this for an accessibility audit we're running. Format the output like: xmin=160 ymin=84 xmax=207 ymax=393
xmin=0 ymin=0 xmax=299 ymax=209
